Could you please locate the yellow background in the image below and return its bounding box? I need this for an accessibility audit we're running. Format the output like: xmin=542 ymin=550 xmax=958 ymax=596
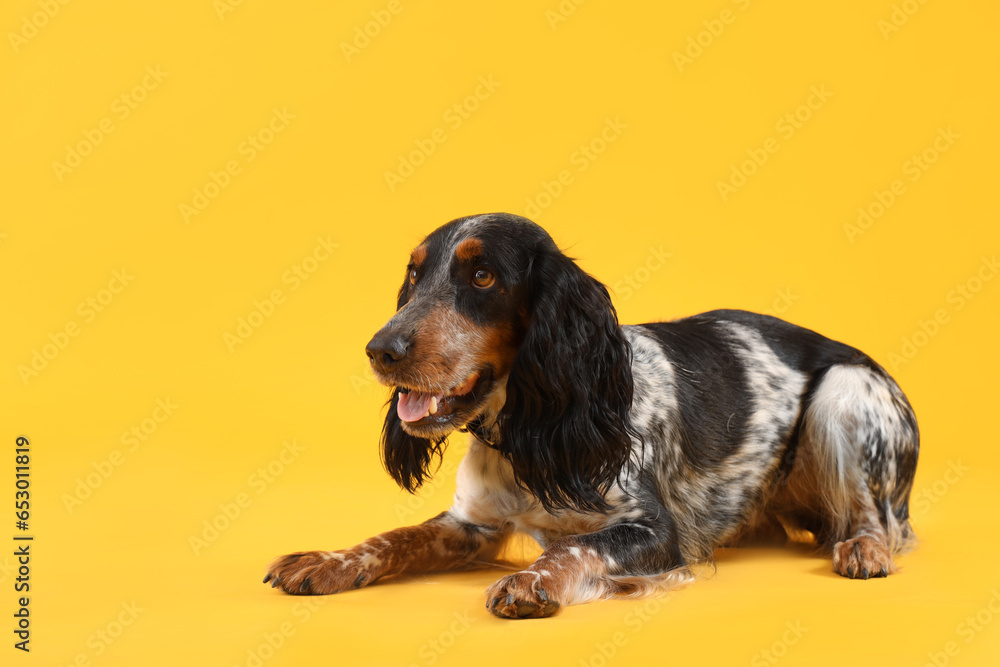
xmin=2 ymin=0 xmax=999 ymax=665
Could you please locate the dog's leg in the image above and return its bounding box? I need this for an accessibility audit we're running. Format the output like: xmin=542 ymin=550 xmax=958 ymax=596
xmin=796 ymin=364 xmax=919 ymax=579
xmin=486 ymin=512 xmax=686 ymax=619
xmin=830 ymin=479 xmax=897 ymax=579
xmin=265 ymin=511 xmax=505 ymax=595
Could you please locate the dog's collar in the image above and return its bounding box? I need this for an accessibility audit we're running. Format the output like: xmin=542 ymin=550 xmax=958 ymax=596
xmin=460 ymin=417 xmax=501 ymax=451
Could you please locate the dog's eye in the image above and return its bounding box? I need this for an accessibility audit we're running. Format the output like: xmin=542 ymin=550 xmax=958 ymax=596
xmin=408 ymin=268 xmax=417 ymax=285
xmin=472 ymin=267 xmax=495 ymax=289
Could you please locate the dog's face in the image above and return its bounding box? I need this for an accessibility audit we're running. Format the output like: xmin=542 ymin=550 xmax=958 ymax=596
xmin=369 ymin=212 xmax=637 ymax=511
xmin=365 ymin=214 xmax=543 ymax=440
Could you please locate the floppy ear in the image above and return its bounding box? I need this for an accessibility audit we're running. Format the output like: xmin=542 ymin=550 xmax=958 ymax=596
xmin=498 ymin=247 xmax=638 ymax=512
xmin=380 ymin=391 xmax=444 ymax=493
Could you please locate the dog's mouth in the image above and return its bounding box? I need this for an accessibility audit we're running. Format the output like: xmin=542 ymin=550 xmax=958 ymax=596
xmin=395 ymin=368 xmax=494 ymax=431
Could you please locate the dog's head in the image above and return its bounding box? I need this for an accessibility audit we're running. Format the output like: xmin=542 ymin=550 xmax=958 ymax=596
xmin=366 ymin=213 xmax=638 ymax=511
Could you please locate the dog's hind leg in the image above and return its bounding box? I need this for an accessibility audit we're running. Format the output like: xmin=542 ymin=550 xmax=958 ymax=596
xmin=792 ymin=363 xmax=919 ymax=579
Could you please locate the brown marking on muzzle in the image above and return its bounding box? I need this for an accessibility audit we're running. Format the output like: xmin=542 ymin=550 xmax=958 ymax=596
xmin=476 ymin=321 xmax=520 ymax=380
xmin=398 ymin=306 xmax=519 ymax=390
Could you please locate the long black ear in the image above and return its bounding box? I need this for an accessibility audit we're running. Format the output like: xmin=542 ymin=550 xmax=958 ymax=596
xmin=499 ymin=247 xmax=639 ymax=512
xmin=380 ymin=391 xmax=443 ymax=493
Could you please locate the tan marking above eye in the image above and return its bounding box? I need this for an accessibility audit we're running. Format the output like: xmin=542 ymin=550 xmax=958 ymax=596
xmin=411 ymin=244 xmax=428 ymax=266
xmin=472 ymin=267 xmax=495 ymax=289
xmin=456 ymin=238 xmax=483 ymax=262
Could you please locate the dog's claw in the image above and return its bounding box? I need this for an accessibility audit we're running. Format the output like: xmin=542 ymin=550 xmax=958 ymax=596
xmin=263 ymin=573 xmax=273 ymax=584
xmin=271 ymin=577 xmax=280 ymax=588
xmin=537 ymin=589 xmax=548 ymax=602
xmin=300 ymin=578 xmax=311 ymax=593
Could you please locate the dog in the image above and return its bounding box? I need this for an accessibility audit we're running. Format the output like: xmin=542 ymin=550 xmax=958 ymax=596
xmin=264 ymin=212 xmax=919 ymax=619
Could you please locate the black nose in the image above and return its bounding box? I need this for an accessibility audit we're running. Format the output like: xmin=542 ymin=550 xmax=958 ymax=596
xmin=365 ymin=332 xmax=410 ymax=374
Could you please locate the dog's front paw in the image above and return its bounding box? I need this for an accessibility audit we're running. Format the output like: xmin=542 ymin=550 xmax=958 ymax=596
xmin=264 ymin=550 xmax=376 ymax=595
xmin=486 ymin=571 xmax=561 ymax=619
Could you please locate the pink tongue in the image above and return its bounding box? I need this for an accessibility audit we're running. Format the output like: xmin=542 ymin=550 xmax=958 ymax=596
xmin=397 ymin=391 xmax=442 ymax=423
